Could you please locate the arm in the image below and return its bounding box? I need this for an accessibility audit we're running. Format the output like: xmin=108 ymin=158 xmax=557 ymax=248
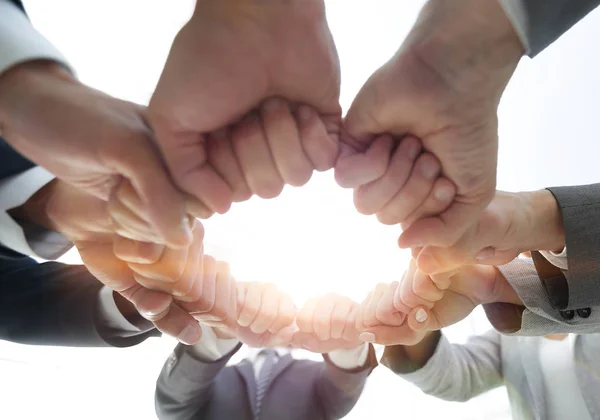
xmin=0 ymin=256 xmax=158 ymax=347
xmin=315 ymin=344 xmax=377 ymax=419
xmin=499 ymin=0 xmax=600 ymax=56
xmin=381 ymin=330 xmax=503 ymax=402
xmin=155 ymin=326 xmax=241 ymax=420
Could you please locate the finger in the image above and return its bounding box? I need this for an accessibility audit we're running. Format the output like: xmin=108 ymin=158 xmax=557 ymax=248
xmin=238 ymin=282 xmax=262 ymax=327
xmin=185 ymin=198 xmax=214 ymax=220
xmin=172 ymin=229 xmax=205 ymax=301
xmin=364 ymin=283 xmax=389 ymax=328
xmin=269 ymin=293 xmax=296 ymax=334
xmin=120 ymin=284 xmax=172 ymax=321
xmin=108 ymin=193 xmax=161 ymax=243
xmin=330 ymin=297 xmax=353 ymax=339
xmin=401 ymin=177 xmax=456 ymax=228
xmin=113 ymin=236 xmax=164 ymax=264
xmin=296 ymin=298 xmax=318 ymax=333
xmin=342 ymin=307 xmax=361 ymax=342
xmin=296 ymin=106 xmax=339 ymax=172
xmin=353 ymin=136 xmax=421 ymax=215
xmin=412 ymin=270 xmax=445 ymax=302
xmin=313 ymin=295 xmax=337 ymax=341
xmin=407 ymin=306 xmax=431 ymax=333
xmin=334 ymin=135 xmax=394 ymax=188
xmin=262 ymin=98 xmax=313 ymax=187
xmin=375 ymin=281 xmax=405 ymax=326
xmin=113 ymin=122 xmax=197 ymax=247
xmin=206 ymin=128 xmax=252 ymax=203
xmin=152 ymin=302 xmax=202 ymax=345
xmin=191 ymin=255 xmax=217 ymax=314
xmin=355 ymin=291 xmax=373 ymax=331
xmin=398 ymin=199 xmax=491 ymax=249
xmin=358 ymin=323 xmax=425 ymax=347
xmin=232 ymin=113 xmax=283 ymax=199
xmin=153 ymin=128 xmax=233 ymax=215
xmin=377 ymin=153 xmax=441 ymax=225
xmin=399 ymin=269 xmax=436 ymax=310
xmin=430 ymin=270 xmax=456 ymax=291
xmin=393 ymin=260 xmax=417 ymax=314
xmin=128 ymin=240 xmax=190 ymax=284
xmin=250 ymin=284 xmax=280 ymax=334
xmin=199 ymin=261 xmax=233 ymax=322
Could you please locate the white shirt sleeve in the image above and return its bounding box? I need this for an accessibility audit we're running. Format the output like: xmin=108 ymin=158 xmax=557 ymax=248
xmin=497 ymin=0 xmax=530 ymax=53
xmin=97 ymin=286 xmax=144 ymax=334
xmin=188 ymin=324 xmax=240 ymax=361
xmin=327 ymin=343 xmax=370 ymax=370
xmin=540 ymin=247 xmax=568 ymax=270
xmin=0 ymin=0 xmax=73 ymax=76
xmin=0 ymin=166 xmax=73 ymax=259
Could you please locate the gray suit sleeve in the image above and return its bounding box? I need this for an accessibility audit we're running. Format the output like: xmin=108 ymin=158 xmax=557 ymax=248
xmin=384 ymin=331 xmax=503 ymax=402
xmin=519 ymin=0 xmax=600 ymax=56
xmin=547 ymin=184 xmax=600 ymax=309
xmin=315 ymin=344 xmax=377 ymax=419
xmin=485 ymin=258 xmax=600 ymax=335
xmin=154 ymin=343 xmax=242 ymax=420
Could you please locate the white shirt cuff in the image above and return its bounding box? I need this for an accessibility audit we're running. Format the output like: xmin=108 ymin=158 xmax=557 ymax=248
xmin=96 ymin=286 xmax=144 ymax=334
xmin=327 ymin=343 xmax=370 ymax=370
xmin=0 ymin=0 xmax=73 ymax=77
xmin=189 ymin=324 xmax=240 ymax=361
xmin=497 ymin=0 xmax=530 ymax=53
xmin=0 ymin=166 xmax=72 ymax=259
xmin=540 ymin=247 xmax=568 ymax=271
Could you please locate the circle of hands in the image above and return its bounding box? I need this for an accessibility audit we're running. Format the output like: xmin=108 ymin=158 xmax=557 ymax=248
xmin=2 ymin=0 xmax=540 ymax=350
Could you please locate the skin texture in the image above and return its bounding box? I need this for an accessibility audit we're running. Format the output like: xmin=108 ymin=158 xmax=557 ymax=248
xmin=339 ymin=0 xmax=525 ymax=250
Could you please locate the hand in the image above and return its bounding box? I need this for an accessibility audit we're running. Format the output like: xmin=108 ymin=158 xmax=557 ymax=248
xmin=0 ymin=60 xmax=191 ymax=247
xmin=345 ymin=134 xmax=457 ymax=226
xmin=149 ymin=0 xmax=343 ymax=213
xmin=356 ymin=260 xmax=522 ymax=346
xmin=340 ymin=0 xmax=524 ymax=249
xmin=204 ymin=100 xmax=338 ymax=202
xmin=292 ymin=293 xmax=362 ymax=353
xmin=211 ymin=282 xmax=297 ymax=348
xmin=413 ymin=190 xmax=565 ymax=275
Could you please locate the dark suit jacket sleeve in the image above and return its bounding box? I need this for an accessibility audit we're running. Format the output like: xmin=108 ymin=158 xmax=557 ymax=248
xmin=0 ymin=137 xmax=35 ymax=180
xmin=521 ymin=0 xmax=600 ymax=56
xmin=155 ymin=342 xmax=243 ymax=420
xmin=0 ymin=255 xmax=159 ymax=347
xmin=316 ymin=345 xmax=377 ymax=419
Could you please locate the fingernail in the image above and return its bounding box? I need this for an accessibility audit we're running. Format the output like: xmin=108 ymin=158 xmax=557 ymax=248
xmin=434 ymin=185 xmax=454 ymax=202
xmin=359 ymin=332 xmax=376 ymax=343
xmin=297 ymin=106 xmax=313 ymax=122
xmin=415 ymin=308 xmax=428 ymax=323
xmin=178 ymin=324 xmax=201 ymax=345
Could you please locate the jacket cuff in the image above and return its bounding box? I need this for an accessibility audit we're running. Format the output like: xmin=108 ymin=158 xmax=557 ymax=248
xmin=0 ymin=1 xmax=73 ymax=77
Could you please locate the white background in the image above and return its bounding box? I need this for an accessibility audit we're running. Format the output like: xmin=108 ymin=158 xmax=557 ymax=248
xmin=1 ymin=1 xmax=599 ymax=419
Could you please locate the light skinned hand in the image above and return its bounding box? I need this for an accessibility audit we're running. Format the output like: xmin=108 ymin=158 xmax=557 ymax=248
xmin=149 ymin=0 xmax=344 ymax=214
xmin=292 ymin=293 xmax=363 ymax=353
xmin=0 ymin=60 xmax=191 ymax=248
xmin=412 ymin=190 xmax=565 ymax=275
xmin=339 ymin=0 xmax=524 ymax=249
xmin=356 ymin=259 xmax=522 ymax=346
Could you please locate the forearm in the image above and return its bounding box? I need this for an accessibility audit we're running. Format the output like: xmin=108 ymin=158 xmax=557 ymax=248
xmin=383 ymin=330 xmax=503 ymax=402
xmin=381 ymin=331 xmax=441 ymax=374
xmin=408 ymin=0 xmax=524 ymax=99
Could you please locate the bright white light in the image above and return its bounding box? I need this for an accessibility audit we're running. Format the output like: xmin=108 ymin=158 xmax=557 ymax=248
xmin=2 ymin=0 xmax=600 ymax=419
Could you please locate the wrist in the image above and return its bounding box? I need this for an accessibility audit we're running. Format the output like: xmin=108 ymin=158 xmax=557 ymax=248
xmin=526 ymin=190 xmax=565 ymax=253
xmin=8 ymin=179 xmax=59 ymax=232
xmin=406 ymin=0 xmax=523 ymax=102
